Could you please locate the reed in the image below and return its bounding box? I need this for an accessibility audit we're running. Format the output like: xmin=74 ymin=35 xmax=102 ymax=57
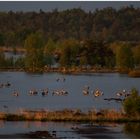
xmin=0 ymin=108 xmax=140 ymax=122
xmin=128 ymin=70 xmax=140 ymax=77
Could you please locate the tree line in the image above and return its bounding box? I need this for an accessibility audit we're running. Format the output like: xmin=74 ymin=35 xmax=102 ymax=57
xmin=0 ymin=6 xmax=140 ymax=46
xmin=0 ymin=6 xmax=140 ymax=73
xmin=0 ymin=31 xmax=140 ymax=73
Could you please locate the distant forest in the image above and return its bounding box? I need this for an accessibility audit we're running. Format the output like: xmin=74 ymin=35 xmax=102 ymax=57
xmin=0 ymin=6 xmax=140 ymax=73
xmin=0 ymin=5 xmax=140 ymax=47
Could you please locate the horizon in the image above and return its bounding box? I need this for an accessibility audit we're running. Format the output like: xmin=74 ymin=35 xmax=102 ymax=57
xmin=0 ymin=1 xmax=140 ymax=12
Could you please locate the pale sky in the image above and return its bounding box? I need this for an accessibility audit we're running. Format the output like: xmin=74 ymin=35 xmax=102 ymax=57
xmin=0 ymin=1 xmax=140 ymax=12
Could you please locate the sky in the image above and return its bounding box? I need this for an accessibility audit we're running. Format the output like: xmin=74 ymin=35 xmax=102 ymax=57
xmin=0 ymin=1 xmax=140 ymax=12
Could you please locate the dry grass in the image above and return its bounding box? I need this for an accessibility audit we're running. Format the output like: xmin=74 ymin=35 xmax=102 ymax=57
xmin=128 ymin=70 xmax=140 ymax=77
xmin=0 ymin=109 xmax=140 ymax=122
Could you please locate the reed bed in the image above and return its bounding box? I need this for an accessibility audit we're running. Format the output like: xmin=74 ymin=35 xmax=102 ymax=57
xmin=0 ymin=108 xmax=140 ymax=122
xmin=128 ymin=70 xmax=140 ymax=77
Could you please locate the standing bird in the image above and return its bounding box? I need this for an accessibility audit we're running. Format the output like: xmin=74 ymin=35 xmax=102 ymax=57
xmin=29 ymin=89 xmax=38 ymax=96
xmin=116 ymin=92 xmax=123 ymax=97
xmin=83 ymin=85 xmax=90 ymax=96
xmin=41 ymin=89 xmax=48 ymax=96
xmin=0 ymin=83 xmax=4 ymax=88
xmin=5 ymin=81 xmax=11 ymax=87
xmin=83 ymin=89 xmax=89 ymax=96
xmin=56 ymin=78 xmax=60 ymax=82
xmin=63 ymin=77 xmax=66 ymax=82
xmin=12 ymin=90 xmax=19 ymax=97
xmin=93 ymin=89 xmax=103 ymax=97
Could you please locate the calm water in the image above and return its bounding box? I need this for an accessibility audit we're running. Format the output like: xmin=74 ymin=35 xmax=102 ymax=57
xmin=0 ymin=72 xmax=140 ymax=138
xmin=0 ymin=72 xmax=140 ymax=113
xmin=0 ymin=121 xmax=139 ymax=138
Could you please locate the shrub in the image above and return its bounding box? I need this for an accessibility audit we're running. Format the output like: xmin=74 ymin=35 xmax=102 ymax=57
xmin=123 ymin=88 xmax=140 ymax=117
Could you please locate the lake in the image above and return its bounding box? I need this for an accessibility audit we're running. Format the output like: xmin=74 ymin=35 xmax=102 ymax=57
xmin=0 ymin=71 xmax=140 ymax=138
xmin=0 ymin=72 xmax=140 ymax=113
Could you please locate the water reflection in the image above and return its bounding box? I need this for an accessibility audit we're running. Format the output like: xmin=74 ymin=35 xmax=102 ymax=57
xmin=22 ymin=121 xmax=48 ymax=129
xmin=0 ymin=121 xmax=5 ymax=128
xmin=0 ymin=120 xmax=140 ymax=138
xmin=124 ymin=123 xmax=140 ymax=138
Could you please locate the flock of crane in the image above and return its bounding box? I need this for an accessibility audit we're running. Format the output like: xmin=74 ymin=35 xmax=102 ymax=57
xmin=0 ymin=82 xmax=11 ymax=88
xmin=82 ymin=85 xmax=104 ymax=97
xmin=0 ymin=77 xmax=131 ymax=102
xmin=0 ymin=78 xmax=68 ymax=97
xmin=82 ymin=85 xmax=131 ymax=102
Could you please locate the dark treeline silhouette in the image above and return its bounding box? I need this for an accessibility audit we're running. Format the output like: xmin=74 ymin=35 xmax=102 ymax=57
xmin=0 ymin=6 xmax=140 ymax=74
xmin=0 ymin=6 xmax=140 ymax=46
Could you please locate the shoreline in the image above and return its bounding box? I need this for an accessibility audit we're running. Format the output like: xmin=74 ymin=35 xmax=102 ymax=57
xmin=0 ymin=109 xmax=140 ymax=123
xmin=0 ymin=67 xmax=120 ymax=75
xmin=0 ymin=68 xmax=140 ymax=77
xmin=0 ymin=67 xmax=118 ymax=72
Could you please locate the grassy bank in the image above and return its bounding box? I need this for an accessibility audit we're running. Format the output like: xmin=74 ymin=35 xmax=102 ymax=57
xmin=0 ymin=67 xmax=118 ymax=74
xmin=1 ymin=67 xmax=140 ymax=77
xmin=0 ymin=109 xmax=140 ymax=122
xmin=128 ymin=70 xmax=140 ymax=77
